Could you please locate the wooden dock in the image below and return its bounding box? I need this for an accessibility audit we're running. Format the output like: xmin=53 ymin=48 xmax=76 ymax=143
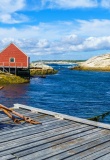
xmin=0 ymin=103 xmax=110 ymax=160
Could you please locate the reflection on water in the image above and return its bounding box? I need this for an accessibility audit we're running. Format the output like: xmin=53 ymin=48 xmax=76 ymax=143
xmin=2 ymin=85 xmax=27 ymax=98
xmin=0 ymin=84 xmax=29 ymax=107
xmin=0 ymin=64 xmax=110 ymax=124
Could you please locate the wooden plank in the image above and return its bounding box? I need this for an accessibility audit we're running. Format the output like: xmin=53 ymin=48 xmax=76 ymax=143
xmin=0 ymin=108 xmax=51 ymax=126
xmin=0 ymin=125 xmax=94 ymax=157
xmin=60 ymin=135 xmax=110 ymax=160
xmin=0 ymin=120 xmax=72 ymax=143
xmin=0 ymin=115 xmax=64 ymax=136
xmin=13 ymin=127 xmax=98 ymax=159
xmin=0 ymin=116 xmax=56 ymax=134
xmin=0 ymin=117 xmax=13 ymax=122
xmin=0 ymin=112 xmax=51 ymax=123
xmin=23 ymin=129 xmax=109 ymax=160
xmin=0 ymin=154 xmax=17 ymax=160
xmin=97 ymin=152 xmax=110 ymax=160
xmin=0 ymin=123 xmax=87 ymax=153
xmin=81 ymin=145 xmax=110 ymax=160
xmin=0 ymin=127 xmax=93 ymax=156
xmin=13 ymin=108 xmax=33 ymax=113
xmin=0 ymin=104 xmax=109 ymax=160
xmin=14 ymin=104 xmax=110 ymax=130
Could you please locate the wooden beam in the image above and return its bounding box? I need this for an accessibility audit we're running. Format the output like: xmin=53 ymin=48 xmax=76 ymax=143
xmin=14 ymin=103 xmax=110 ymax=130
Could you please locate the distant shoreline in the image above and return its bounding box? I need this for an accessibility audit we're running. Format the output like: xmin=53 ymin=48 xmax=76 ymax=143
xmin=71 ymin=65 xmax=110 ymax=72
xmin=32 ymin=60 xmax=86 ymax=65
xmin=70 ymin=54 xmax=110 ymax=72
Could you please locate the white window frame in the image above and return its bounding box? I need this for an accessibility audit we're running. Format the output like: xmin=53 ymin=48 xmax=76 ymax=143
xmin=10 ymin=57 xmax=15 ymax=63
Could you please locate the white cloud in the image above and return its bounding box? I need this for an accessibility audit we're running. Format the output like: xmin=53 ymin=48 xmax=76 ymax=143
xmin=0 ymin=19 xmax=110 ymax=57
xmin=100 ymin=0 xmax=110 ymax=8
xmin=0 ymin=13 xmax=28 ymax=24
xmin=62 ymin=34 xmax=84 ymax=45
xmin=37 ymin=39 xmax=50 ymax=48
xmin=0 ymin=0 xmax=28 ymax=23
xmin=41 ymin=0 xmax=110 ymax=9
xmin=0 ymin=0 xmax=25 ymax=13
xmin=24 ymin=0 xmax=110 ymax=10
xmin=69 ymin=36 xmax=110 ymax=52
xmin=1 ymin=35 xmax=110 ymax=57
xmin=0 ymin=0 xmax=110 ymax=24
xmin=75 ymin=19 xmax=110 ymax=36
xmin=1 ymin=19 xmax=109 ymax=40
xmin=41 ymin=0 xmax=98 ymax=9
xmin=0 ymin=22 xmax=73 ymax=40
xmin=3 ymin=35 xmax=110 ymax=56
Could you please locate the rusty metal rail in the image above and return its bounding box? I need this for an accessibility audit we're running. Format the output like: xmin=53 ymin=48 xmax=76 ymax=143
xmin=0 ymin=86 xmax=4 ymax=90
xmin=0 ymin=104 xmax=41 ymax=125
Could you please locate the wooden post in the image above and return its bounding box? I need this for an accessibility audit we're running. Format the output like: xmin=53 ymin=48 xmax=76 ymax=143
xmin=3 ymin=62 xmax=4 ymax=72
xmin=9 ymin=62 xmax=10 ymax=74
xmin=15 ymin=67 xmax=17 ymax=75
xmin=9 ymin=66 xmax=10 ymax=73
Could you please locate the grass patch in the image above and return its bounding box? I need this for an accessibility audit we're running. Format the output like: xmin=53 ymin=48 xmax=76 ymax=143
xmin=0 ymin=73 xmax=29 ymax=84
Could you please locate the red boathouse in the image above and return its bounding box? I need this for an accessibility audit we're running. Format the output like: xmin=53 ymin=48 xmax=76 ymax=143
xmin=0 ymin=43 xmax=30 ymax=77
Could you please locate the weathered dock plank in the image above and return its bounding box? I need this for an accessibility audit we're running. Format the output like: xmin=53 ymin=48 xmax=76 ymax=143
xmin=18 ymin=129 xmax=109 ymax=160
xmin=14 ymin=104 xmax=110 ymax=130
xmin=0 ymin=122 xmax=81 ymax=152
xmin=0 ymin=103 xmax=110 ymax=160
xmin=97 ymin=153 xmax=110 ymax=160
xmin=81 ymin=145 xmax=110 ymax=160
xmin=0 ymin=154 xmax=17 ymax=160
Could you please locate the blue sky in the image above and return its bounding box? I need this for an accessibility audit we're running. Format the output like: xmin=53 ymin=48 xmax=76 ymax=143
xmin=0 ymin=0 xmax=110 ymax=61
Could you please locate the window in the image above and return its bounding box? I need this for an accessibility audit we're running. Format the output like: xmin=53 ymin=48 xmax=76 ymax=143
xmin=10 ymin=58 xmax=15 ymax=62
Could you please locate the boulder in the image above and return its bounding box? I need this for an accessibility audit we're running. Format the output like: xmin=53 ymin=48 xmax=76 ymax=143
xmin=30 ymin=62 xmax=53 ymax=70
xmin=81 ymin=54 xmax=110 ymax=68
xmin=72 ymin=54 xmax=110 ymax=71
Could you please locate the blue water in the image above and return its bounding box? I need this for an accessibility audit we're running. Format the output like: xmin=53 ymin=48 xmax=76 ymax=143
xmin=1 ymin=64 xmax=110 ymax=124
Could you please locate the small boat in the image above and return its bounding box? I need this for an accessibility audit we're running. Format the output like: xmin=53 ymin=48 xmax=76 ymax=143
xmin=0 ymin=86 xmax=4 ymax=90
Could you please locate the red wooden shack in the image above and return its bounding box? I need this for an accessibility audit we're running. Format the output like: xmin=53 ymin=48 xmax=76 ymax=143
xmin=0 ymin=43 xmax=30 ymax=77
xmin=0 ymin=43 xmax=29 ymax=68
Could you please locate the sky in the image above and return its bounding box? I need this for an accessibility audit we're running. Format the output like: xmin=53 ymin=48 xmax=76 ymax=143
xmin=0 ymin=0 xmax=110 ymax=61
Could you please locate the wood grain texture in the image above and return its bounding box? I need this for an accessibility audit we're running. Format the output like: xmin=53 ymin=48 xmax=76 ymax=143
xmin=0 ymin=104 xmax=110 ymax=160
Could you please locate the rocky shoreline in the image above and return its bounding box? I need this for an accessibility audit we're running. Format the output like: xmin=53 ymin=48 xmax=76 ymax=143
xmin=30 ymin=62 xmax=58 ymax=76
xmin=30 ymin=68 xmax=58 ymax=76
xmin=71 ymin=54 xmax=110 ymax=72
xmin=0 ymin=63 xmax=58 ymax=84
xmin=71 ymin=66 xmax=110 ymax=72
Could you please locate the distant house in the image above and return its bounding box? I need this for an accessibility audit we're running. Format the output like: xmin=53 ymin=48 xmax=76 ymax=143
xmin=0 ymin=43 xmax=30 ymax=77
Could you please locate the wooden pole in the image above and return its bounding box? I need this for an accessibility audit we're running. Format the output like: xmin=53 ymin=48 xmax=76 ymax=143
xmin=3 ymin=62 xmax=4 ymax=72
